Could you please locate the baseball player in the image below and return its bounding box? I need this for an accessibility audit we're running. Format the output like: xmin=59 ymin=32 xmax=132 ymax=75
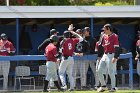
xmin=43 ymin=35 xmax=63 ymax=92
xmin=0 ymin=33 xmax=15 ymax=90
xmin=82 ymin=27 xmax=97 ymax=89
xmin=72 ymin=29 xmax=90 ymax=90
xmin=38 ymin=29 xmax=59 ymax=52
xmin=38 ymin=29 xmax=60 ymax=88
xmin=135 ymin=33 xmax=140 ymax=75
xmin=59 ymin=24 xmax=83 ymax=91
xmin=135 ymin=32 xmax=140 ymax=61
xmin=94 ymin=31 xmax=105 ymax=90
xmin=97 ymin=24 xmax=120 ymax=92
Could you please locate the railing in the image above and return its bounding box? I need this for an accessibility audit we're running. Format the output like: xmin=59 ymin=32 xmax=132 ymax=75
xmin=0 ymin=52 xmax=133 ymax=89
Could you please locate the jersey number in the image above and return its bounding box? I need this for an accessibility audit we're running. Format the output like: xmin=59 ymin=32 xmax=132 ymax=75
xmin=68 ymin=43 xmax=72 ymax=50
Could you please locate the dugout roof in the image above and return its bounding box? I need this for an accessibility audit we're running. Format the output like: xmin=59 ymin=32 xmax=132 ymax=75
xmin=0 ymin=6 xmax=140 ymax=18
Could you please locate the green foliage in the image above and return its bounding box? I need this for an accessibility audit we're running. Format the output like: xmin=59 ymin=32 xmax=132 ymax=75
xmin=95 ymin=0 xmax=112 ymax=3
xmin=0 ymin=0 xmax=135 ymax=6
xmin=95 ymin=2 xmax=113 ymax=6
xmin=112 ymin=1 xmax=132 ymax=6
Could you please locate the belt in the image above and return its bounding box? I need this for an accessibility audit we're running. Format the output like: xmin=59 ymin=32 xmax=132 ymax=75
xmin=105 ymin=52 xmax=113 ymax=54
xmin=63 ymin=55 xmax=72 ymax=60
xmin=63 ymin=55 xmax=72 ymax=57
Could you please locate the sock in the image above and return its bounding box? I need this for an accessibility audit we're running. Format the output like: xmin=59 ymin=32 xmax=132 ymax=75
xmin=54 ymin=81 xmax=61 ymax=89
xmin=43 ymin=80 xmax=49 ymax=91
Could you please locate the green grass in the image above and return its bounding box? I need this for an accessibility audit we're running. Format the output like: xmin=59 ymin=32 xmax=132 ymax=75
xmin=9 ymin=90 xmax=140 ymax=93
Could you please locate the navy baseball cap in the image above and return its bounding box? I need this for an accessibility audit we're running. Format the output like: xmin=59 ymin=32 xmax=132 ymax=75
xmin=50 ymin=35 xmax=59 ymax=42
xmin=50 ymin=29 xmax=59 ymax=35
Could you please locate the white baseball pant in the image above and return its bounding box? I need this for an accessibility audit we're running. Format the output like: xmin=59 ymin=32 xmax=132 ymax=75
xmin=97 ymin=53 xmax=117 ymax=88
xmin=59 ymin=56 xmax=74 ymax=89
xmin=45 ymin=61 xmax=58 ymax=81
xmin=0 ymin=61 xmax=10 ymax=90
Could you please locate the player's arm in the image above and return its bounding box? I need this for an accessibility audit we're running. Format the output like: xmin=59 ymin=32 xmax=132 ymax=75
xmin=135 ymin=51 xmax=139 ymax=61
xmin=114 ymin=35 xmax=120 ymax=59
xmin=8 ymin=42 xmax=16 ymax=55
xmin=114 ymin=46 xmax=120 ymax=59
xmin=98 ymin=44 xmax=104 ymax=57
xmin=55 ymin=52 xmax=62 ymax=59
xmin=68 ymin=24 xmax=83 ymax=42
xmin=135 ymin=45 xmax=140 ymax=60
xmin=53 ymin=47 xmax=61 ymax=63
xmin=70 ymin=31 xmax=83 ymax=42
xmin=38 ymin=38 xmax=50 ymax=52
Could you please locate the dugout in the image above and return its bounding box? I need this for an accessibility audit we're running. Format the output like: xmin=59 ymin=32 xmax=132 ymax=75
xmin=0 ymin=6 xmax=140 ymax=88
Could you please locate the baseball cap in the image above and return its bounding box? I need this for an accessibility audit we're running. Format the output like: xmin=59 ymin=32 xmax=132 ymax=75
xmin=50 ymin=35 xmax=59 ymax=42
xmin=137 ymin=31 xmax=140 ymax=36
xmin=50 ymin=29 xmax=59 ymax=35
xmin=103 ymin=23 xmax=113 ymax=31
xmin=0 ymin=33 xmax=8 ymax=40
xmin=83 ymin=27 xmax=90 ymax=32
xmin=76 ymin=29 xmax=82 ymax=34
xmin=63 ymin=30 xmax=72 ymax=38
xmin=104 ymin=24 xmax=112 ymax=27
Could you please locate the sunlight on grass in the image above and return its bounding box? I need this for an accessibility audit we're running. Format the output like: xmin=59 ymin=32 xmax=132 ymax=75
xmin=20 ymin=90 xmax=140 ymax=93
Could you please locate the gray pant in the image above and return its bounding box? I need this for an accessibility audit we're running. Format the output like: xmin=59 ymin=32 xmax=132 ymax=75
xmin=84 ymin=60 xmax=98 ymax=87
xmin=0 ymin=61 xmax=10 ymax=90
xmin=73 ymin=57 xmax=86 ymax=87
xmin=97 ymin=53 xmax=117 ymax=88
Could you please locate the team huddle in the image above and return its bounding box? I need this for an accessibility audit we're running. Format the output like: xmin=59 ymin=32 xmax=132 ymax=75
xmin=38 ymin=24 xmax=120 ymax=92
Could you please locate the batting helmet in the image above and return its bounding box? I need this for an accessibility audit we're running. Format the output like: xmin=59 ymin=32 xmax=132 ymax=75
xmin=63 ymin=31 xmax=72 ymax=38
xmin=50 ymin=35 xmax=59 ymax=42
xmin=0 ymin=33 xmax=8 ymax=40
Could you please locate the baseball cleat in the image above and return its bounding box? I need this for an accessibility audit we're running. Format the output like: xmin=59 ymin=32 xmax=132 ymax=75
xmin=95 ymin=86 xmax=100 ymax=90
xmin=58 ymin=88 xmax=65 ymax=92
xmin=43 ymin=89 xmax=49 ymax=92
xmin=109 ymin=88 xmax=116 ymax=92
xmin=68 ymin=89 xmax=74 ymax=92
xmin=81 ymin=86 xmax=88 ymax=90
xmin=97 ymin=86 xmax=108 ymax=92
xmin=61 ymin=85 xmax=67 ymax=90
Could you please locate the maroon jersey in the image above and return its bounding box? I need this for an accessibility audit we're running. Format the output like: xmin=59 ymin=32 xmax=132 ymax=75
xmin=102 ymin=33 xmax=119 ymax=53
xmin=136 ymin=40 xmax=140 ymax=46
xmin=62 ymin=38 xmax=79 ymax=56
xmin=45 ymin=43 xmax=57 ymax=62
xmin=0 ymin=40 xmax=15 ymax=56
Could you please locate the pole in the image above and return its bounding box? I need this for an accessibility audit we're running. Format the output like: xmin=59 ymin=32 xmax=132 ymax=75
xmin=129 ymin=57 xmax=133 ymax=89
xmin=16 ymin=18 xmax=19 ymax=55
xmin=90 ymin=18 xmax=94 ymax=37
xmin=6 ymin=0 xmax=9 ymax=6
xmin=16 ymin=18 xmax=19 ymax=66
